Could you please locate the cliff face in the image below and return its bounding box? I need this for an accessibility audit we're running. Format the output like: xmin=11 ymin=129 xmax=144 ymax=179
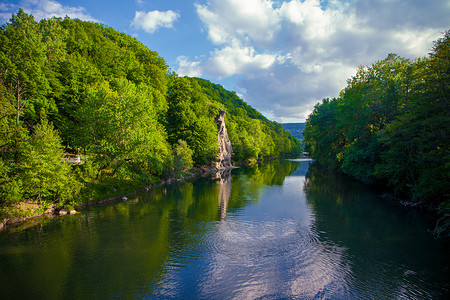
xmin=215 ymin=109 xmax=233 ymax=168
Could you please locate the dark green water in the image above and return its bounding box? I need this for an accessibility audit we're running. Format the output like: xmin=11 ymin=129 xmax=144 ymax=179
xmin=0 ymin=160 xmax=448 ymax=299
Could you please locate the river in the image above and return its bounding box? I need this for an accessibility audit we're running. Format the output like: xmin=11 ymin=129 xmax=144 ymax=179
xmin=0 ymin=160 xmax=448 ymax=299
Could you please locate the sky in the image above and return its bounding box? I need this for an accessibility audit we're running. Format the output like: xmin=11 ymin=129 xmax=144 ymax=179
xmin=1 ymin=0 xmax=449 ymax=122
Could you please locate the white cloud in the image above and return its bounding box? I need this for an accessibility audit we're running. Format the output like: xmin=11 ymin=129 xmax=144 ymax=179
xmin=238 ymin=60 xmax=356 ymax=120
xmin=0 ymin=0 xmax=98 ymax=23
xmin=207 ymin=46 xmax=277 ymax=76
xmin=32 ymin=0 xmax=97 ymax=21
xmin=0 ymin=2 xmax=19 ymax=24
xmin=195 ymin=0 xmax=280 ymax=46
xmin=391 ymin=28 xmax=443 ymax=57
xmin=176 ymin=56 xmax=203 ymax=77
xmin=131 ymin=10 xmax=179 ymax=34
xmin=177 ymin=42 xmax=281 ymax=78
xmin=279 ymin=0 xmax=336 ymax=40
xmin=178 ymin=0 xmax=449 ymax=122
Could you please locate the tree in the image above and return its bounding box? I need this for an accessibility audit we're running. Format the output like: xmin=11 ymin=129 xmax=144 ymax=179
xmin=193 ymin=78 xmax=302 ymax=161
xmin=304 ymin=98 xmax=345 ymax=169
xmin=173 ymin=139 xmax=194 ymax=174
xmin=0 ymin=10 xmax=304 ymax=219
xmin=303 ymin=32 xmax=450 ymax=237
xmin=0 ymin=158 xmax=23 ymax=206
xmin=78 ymin=79 xmax=171 ymax=181
xmin=17 ymin=120 xmax=80 ymax=204
xmin=166 ymin=77 xmax=218 ymax=165
xmin=0 ymin=9 xmax=53 ymax=128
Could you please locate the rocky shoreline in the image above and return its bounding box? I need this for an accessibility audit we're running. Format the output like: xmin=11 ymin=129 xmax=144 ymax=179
xmin=0 ymin=166 xmax=238 ymax=232
xmin=1 ymin=108 xmax=238 ymax=232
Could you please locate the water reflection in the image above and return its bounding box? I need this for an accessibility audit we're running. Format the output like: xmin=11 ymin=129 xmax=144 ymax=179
xmin=0 ymin=160 xmax=300 ymax=299
xmin=213 ymin=169 xmax=232 ymax=220
xmin=304 ymin=162 xmax=450 ymax=299
xmin=162 ymin=161 xmax=343 ymax=299
xmin=0 ymin=160 xmax=448 ymax=299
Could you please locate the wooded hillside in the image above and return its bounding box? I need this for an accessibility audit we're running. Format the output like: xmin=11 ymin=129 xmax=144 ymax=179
xmin=282 ymin=123 xmax=305 ymax=141
xmin=303 ymin=31 xmax=450 ymax=237
xmin=0 ymin=10 xmax=301 ymax=218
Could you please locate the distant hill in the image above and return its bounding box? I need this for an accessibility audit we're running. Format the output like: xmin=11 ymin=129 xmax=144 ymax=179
xmin=282 ymin=123 xmax=305 ymax=141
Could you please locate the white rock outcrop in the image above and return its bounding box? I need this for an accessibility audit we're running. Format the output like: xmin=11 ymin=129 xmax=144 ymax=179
xmin=215 ymin=109 xmax=233 ymax=169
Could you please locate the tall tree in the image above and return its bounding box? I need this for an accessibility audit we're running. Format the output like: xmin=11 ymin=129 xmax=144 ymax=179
xmin=0 ymin=9 xmax=52 ymax=128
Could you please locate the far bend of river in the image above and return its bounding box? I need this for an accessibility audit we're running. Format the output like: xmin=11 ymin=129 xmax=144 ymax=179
xmin=0 ymin=160 xmax=449 ymax=299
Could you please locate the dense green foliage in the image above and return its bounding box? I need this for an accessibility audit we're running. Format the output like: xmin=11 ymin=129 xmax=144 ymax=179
xmin=0 ymin=10 xmax=300 ymax=219
xmin=303 ymin=32 xmax=450 ymax=237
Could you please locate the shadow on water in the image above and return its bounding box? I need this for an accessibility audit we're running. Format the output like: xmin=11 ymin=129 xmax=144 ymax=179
xmin=1 ymin=160 xmax=448 ymax=299
xmin=234 ymin=159 xmax=300 ymax=186
xmin=304 ymin=162 xmax=450 ymax=299
xmin=0 ymin=160 xmax=299 ymax=299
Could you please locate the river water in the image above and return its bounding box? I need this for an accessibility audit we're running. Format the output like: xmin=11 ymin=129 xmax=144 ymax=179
xmin=0 ymin=160 xmax=448 ymax=299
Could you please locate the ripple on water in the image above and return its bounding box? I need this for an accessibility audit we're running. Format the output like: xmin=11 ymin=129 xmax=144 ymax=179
xmin=195 ymin=218 xmax=355 ymax=299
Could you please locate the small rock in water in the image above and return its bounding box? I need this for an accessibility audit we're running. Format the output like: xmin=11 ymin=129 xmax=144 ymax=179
xmin=59 ymin=209 xmax=68 ymax=216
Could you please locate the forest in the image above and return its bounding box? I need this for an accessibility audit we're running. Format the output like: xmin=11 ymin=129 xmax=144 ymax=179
xmin=303 ymin=31 xmax=449 ymax=237
xmin=0 ymin=10 xmax=301 ymax=220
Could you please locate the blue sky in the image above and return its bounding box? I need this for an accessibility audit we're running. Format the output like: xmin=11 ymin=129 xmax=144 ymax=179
xmin=1 ymin=0 xmax=449 ymax=122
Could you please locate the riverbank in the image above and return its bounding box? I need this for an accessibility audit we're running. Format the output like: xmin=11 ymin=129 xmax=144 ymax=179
xmin=0 ymin=165 xmax=239 ymax=232
xmin=2 ymin=159 xmax=447 ymax=299
xmin=78 ymin=165 xmax=238 ymax=208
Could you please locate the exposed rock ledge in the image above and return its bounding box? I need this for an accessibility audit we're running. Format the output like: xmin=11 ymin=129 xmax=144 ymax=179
xmin=214 ymin=109 xmax=233 ymax=169
xmin=0 ymin=109 xmax=236 ymax=231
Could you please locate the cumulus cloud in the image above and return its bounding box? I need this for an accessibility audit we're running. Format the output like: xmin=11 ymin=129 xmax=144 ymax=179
xmin=131 ymin=10 xmax=179 ymax=34
xmin=0 ymin=0 xmax=98 ymax=23
xmin=177 ymin=0 xmax=449 ymax=121
xmin=238 ymin=60 xmax=356 ymax=121
xmin=177 ymin=56 xmax=203 ymax=77
xmin=195 ymin=0 xmax=280 ymax=46
xmin=179 ymin=44 xmax=280 ymax=78
xmin=279 ymin=0 xmax=337 ymax=41
xmin=207 ymin=46 xmax=277 ymax=76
